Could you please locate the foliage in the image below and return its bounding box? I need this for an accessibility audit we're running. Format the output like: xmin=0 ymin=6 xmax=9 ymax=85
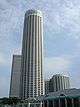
xmin=0 ymin=97 xmax=21 ymax=105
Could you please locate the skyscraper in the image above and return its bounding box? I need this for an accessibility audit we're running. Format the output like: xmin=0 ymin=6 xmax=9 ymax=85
xmin=20 ymin=10 xmax=44 ymax=99
xmin=9 ymin=55 xmax=21 ymax=98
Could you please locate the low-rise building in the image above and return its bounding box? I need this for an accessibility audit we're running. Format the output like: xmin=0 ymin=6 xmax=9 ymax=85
xmin=42 ymin=88 xmax=80 ymax=107
xmin=45 ymin=74 xmax=70 ymax=94
xmin=49 ymin=74 xmax=70 ymax=92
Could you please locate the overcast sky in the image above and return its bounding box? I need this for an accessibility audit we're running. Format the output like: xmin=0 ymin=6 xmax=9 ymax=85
xmin=0 ymin=0 xmax=80 ymax=97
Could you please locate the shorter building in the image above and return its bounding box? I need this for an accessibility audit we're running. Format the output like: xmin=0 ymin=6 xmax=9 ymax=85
xmin=49 ymin=74 xmax=70 ymax=92
xmin=42 ymin=88 xmax=80 ymax=107
xmin=45 ymin=80 xmax=49 ymax=94
xmin=9 ymin=55 xmax=21 ymax=98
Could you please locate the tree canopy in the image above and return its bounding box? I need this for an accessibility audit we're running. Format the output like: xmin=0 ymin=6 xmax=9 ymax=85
xmin=0 ymin=97 xmax=21 ymax=105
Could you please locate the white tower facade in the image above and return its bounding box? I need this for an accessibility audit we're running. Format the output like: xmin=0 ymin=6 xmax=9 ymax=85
xmin=20 ymin=10 xmax=44 ymax=99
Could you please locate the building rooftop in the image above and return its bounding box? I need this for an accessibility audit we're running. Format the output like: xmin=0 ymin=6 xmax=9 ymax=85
xmin=25 ymin=9 xmax=43 ymax=17
xmin=39 ymin=88 xmax=80 ymax=101
xmin=51 ymin=74 xmax=69 ymax=78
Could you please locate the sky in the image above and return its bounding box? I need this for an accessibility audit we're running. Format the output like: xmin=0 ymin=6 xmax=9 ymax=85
xmin=0 ymin=0 xmax=80 ymax=97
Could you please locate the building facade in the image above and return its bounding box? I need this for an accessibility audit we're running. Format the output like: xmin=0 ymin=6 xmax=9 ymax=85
xmin=45 ymin=80 xmax=49 ymax=94
xmin=49 ymin=74 xmax=70 ymax=92
xmin=42 ymin=88 xmax=80 ymax=107
xmin=20 ymin=10 xmax=44 ymax=99
xmin=9 ymin=55 xmax=21 ymax=98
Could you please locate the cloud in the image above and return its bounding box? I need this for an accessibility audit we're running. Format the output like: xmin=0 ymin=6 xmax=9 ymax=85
xmin=0 ymin=76 xmax=10 ymax=97
xmin=0 ymin=0 xmax=24 ymax=53
xmin=44 ymin=56 xmax=71 ymax=79
xmin=0 ymin=53 xmax=10 ymax=66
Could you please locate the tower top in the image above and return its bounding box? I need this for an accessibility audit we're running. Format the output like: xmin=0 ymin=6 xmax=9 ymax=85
xmin=25 ymin=9 xmax=43 ymax=17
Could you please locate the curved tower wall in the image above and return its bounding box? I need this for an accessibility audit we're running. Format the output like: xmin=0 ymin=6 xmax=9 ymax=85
xmin=49 ymin=74 xmax=70 ymax=92
xmin=20 ymin=10 xmax=44 ymax=99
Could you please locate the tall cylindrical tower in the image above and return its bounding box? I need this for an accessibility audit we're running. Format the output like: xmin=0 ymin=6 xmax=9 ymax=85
xmin=20 ymin=10 xmax=44 ymax=99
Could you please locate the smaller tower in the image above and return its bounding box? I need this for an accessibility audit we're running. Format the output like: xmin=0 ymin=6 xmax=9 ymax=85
xmin=9 ymin=55 xmax=21 ymax=98
xmin=49 ymin=74 xmax=70 ymax=92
